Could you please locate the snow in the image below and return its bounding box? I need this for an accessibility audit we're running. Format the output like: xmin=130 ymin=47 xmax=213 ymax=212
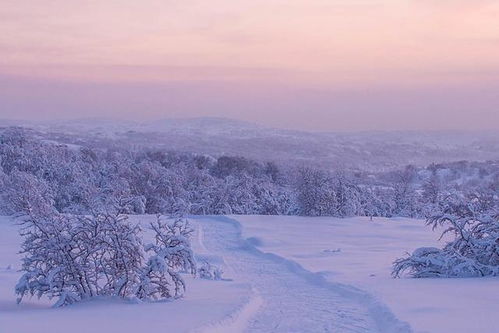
xmin=234 ymin=215 xmax=499 ymax=333
xmin=192 ymin=216 xmax=404 ymax=332
xmin=195 ymin=290 xmax=264 ymax=333
xmin=0 ymin=215 xmax=252 ymax=333
xmin=1 ymin=214 xmax=498 ymax=332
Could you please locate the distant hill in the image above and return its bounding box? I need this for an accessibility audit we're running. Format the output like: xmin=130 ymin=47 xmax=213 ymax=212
xmin=1 ymin=117 xmax=498 ymax=171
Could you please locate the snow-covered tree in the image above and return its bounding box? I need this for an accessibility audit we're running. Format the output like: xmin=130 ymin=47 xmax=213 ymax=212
xmin=359 ymin=186 xmax=385 ymax=219
xmin=393 ymin=192 xmax=498 ymax=278
xmin=392 ymin=165 xmax=417 ymax=217
xmin=15 ymin=212 xmax=144 ymax=306
xmin=136 ymin=216 xmax=196 ymax=300
xmin=1 ymin=169 xmax=55 ymax=217
xmin=332 ymin=173 xmax=362 ymax=217
xmin=16 ymin=212 xmax=196 ymax=306
xmin=295 ymin=167 xmax=336 ymax=216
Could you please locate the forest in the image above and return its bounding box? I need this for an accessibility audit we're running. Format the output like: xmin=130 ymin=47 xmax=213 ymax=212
xmin=1 ymin=127 xmax=497 ymax=219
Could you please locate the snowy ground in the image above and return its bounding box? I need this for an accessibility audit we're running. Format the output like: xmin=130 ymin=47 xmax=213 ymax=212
xmin=1 ymin=215 xmax=498 ymax=333
xmin=233 ymin=215 xmax=499 ymax=333
xmin=0 ymin=215 xmax=252 ymax=333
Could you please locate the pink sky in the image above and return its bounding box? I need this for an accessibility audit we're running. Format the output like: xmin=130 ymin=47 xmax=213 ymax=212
xmin=1 ymin=0 xmax=498 ymax=130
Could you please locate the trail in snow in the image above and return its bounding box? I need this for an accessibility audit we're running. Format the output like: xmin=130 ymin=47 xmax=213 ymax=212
xmin=194 ymin=216 xmax=412 ymax=333
xmin=194 ymin=291 xmax=264 ymax=333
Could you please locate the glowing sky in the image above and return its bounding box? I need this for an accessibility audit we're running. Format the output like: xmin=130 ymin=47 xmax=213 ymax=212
xmin=1 ymin=0 xmax=498 ymax=130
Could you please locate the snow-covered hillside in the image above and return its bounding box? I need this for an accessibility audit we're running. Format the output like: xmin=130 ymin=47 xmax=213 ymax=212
xmin=2 ymin=214 xmax=497 ymax=333
xmin=2 ymin=117 xmax=497 ymax=171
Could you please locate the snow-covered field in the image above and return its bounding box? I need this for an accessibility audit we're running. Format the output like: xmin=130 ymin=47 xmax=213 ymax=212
xmin=0 ymin=215 xmax=252 ymax=333
xmin=234 ymin=216 xmax=499 ymax=333
xmin=1 ymin=215 xmax=498 ymax=333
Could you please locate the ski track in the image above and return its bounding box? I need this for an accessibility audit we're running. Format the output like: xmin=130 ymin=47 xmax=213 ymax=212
xmin=193 ymin=216 xmax=413 ymax=333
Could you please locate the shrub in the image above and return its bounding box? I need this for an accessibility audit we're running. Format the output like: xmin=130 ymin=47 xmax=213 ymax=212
xmin=393 ymin=193 xmax=499 ymax=278
xmin=15 ymin=213 xmax=196 ymax=306
xmin=198 ymin=261 xmax=223 ymax=280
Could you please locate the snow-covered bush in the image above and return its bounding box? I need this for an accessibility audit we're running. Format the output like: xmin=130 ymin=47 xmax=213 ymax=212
xmin=16 ymin=212 xmax=196 ymax=306
xmin=392 ymin=246 xmax=499 ymax=278
xmin=393 ymin=193 xmax=499 ymax=278
xmin=15 ymin=213 xmax=145 ymax=306
xmin=198 ymin=261 xmax=223 ymax=280
xmin=135 ymin=216 xmax=196 ymax=300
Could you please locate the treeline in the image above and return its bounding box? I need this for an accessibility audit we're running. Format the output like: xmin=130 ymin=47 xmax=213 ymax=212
xmin=0 ymin=127 xmax=497 ymax=218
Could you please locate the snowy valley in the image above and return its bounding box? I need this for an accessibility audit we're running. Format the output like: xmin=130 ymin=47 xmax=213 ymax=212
xmin=0 ymin=123 xmax=497 ymax=333
xmin=2 ymin=1 xmax=498 ymax=332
